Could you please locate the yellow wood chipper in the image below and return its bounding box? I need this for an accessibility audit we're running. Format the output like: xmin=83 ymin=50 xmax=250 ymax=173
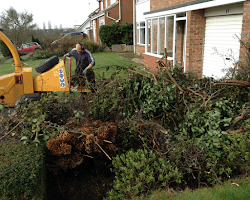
xmin=0 ymin=30 xmax=91 ymax=107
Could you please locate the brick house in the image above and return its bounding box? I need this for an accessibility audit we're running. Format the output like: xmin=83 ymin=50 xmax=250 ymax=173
xmin=90 ymin=0 xmax=133 ymax=44
xmin=135 ymin=0 xmax=249 ymax=79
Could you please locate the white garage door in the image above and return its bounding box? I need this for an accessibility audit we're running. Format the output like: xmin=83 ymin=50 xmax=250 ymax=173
xmin=202 ymin=14 xmax=243 ymax=79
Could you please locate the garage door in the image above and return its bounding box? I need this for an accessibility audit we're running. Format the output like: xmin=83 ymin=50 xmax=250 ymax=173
xmin=202 ymin=14 xmax=243 ymax=79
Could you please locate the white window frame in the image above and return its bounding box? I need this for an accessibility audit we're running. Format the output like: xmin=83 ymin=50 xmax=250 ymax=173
xmin=145 ymin=13 xmax=187 ymax=69
xmin=137 ymin=21 xmax=145 ymax=45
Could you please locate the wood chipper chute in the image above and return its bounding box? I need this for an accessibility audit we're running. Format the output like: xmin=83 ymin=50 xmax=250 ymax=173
xmin=0 ymin=29 xmax=91 ymax=107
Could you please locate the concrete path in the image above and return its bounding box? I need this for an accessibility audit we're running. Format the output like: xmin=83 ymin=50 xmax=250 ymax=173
xmin=115 ymin=52 xmax=144 ymax=65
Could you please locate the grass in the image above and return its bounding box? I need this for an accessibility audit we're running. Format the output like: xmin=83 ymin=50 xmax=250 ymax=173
xmin=0 ymin=52 xmax=146 ymax=78
xmin=0 ymin=55 xmax=47 ymax=77
xmin=0 ymin=52 xmax=146 ymax=98
xmin=93 ymin=51 xmax=145 ymax=79
xmin=133 ymin=176 xmax=250 ymax=200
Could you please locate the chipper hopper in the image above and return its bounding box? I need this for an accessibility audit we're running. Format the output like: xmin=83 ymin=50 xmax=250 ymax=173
xmin=0 ymin=29 xmax=91 ymax=107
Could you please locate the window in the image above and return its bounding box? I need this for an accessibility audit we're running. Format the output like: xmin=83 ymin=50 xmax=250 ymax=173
xmin=146 ymin=15 xmax=174 ymax=58
xmin=101 ymin=1 xmax=103 ymax=10
xmin=152 ymin=19 xmax=158 ymax=54
xmin=99 ymin=18 xmax=105 ymax=27
xmin=110 ymin=0 xmax=116 ymax=5
xmin=105 ymin=0 xmax=107 ymax=8
xmin=137 ymin=21 xmax=145 ymax=44
xmin=159 ymin=17 xmax=165 ymax=55
xmin=166 ymin=16 xmax=174 ymax=57
xmin=147 ymin=20 xmax=151 ymax=52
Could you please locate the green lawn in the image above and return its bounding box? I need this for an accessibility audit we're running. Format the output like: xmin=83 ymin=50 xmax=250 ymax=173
xmin=0 ymin=52 xmax=146 ymax=78
xmin=0 ymin=55 xmax=48 ymax=77
xmin=135 ymin=176 xmax=250 ymax=200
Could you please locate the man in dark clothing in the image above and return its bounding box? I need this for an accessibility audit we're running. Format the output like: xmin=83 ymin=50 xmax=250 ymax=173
xmin=64 ymin=42 xmax=95 ymax=88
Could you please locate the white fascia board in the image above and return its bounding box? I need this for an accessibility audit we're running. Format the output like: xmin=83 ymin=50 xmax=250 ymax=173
xmin=91 ymin=13 xmax=105 ymax=20
xmin=76 ymin=18 xmax=91 ymax=32
xmin=91 ymin=1 xmax=119 ymax=21
xmin=144 ymin=0 xmax=246 ymax=19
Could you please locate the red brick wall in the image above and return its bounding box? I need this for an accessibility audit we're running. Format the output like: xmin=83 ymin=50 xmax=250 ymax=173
xmin=87 ymin=30 xmax=93 ymax=41
xmin=239 ymin=1 xmax=250 ymax=65
xmin=96 ymin=18 xmax=101 ymax=44
xmin=151 ymin=0 xmax=194 ymax=11
xmin=135 ymin=45 xmax=145 ymax=56
xmin=144 ymin=54 xmax=160 ymax=70
xmin=185 ymin=10 xmax=205 ymax=78
xmin=105 ymin=5 xmax=119 ymax=25
xmin=175 ymin=20 xmax=185 ymax=68
xmin=104 ymin=0 xmax=133 ymax=25
xmin=144 ymin=54 xmax=173 ymax=69
xmin=120 ymin=0 xmax=133 ymax=24
xmin=91 ymin=0 xmax=133 ymax=44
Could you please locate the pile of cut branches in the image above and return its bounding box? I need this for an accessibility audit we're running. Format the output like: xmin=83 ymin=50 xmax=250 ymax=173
xmin=125 ymin=58 xmax=250 ymax=135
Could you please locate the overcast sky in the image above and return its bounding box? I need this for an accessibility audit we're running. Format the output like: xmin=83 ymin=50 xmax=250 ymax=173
xmin=1 ymin=0 xmax=99 ymax=29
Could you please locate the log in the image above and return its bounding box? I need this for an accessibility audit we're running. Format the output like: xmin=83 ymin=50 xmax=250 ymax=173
xmin=225 ymin=80 xmax=250 ymax=86
xmin=214 ymin=83 xmax=247 ymax=87
xmin=227 ymin=128 xmax=246 ymax=134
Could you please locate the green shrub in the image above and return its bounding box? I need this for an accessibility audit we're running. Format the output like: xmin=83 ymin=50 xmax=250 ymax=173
xmin=99 ymin=22 xmax=133 ymax=46
xmin=0 ymin=39 xmax=12 ymax=57
xmin=89 ymin=78 xmax=123 ymax=121
xmin=121 ymin=22 xmax=133 ymax=45
xmin=116 ymin=119 xmax=145 ymax=154
xmin=222 ymin=132 xmax=250 ymax=175
xmin=16 ymin=92 xmax=73 ymax=143
xmin=50 ymin=36 xmax=103 ymax=56
xmin=108 ymin=149 xmax=182 ymax=199
xmin=0 ymin=142 xmax=46 ymax=199
xmin=28 ymin=49 xmax=53 ymax=60
xmin=28 ymin=36 xmax=104 ymax=60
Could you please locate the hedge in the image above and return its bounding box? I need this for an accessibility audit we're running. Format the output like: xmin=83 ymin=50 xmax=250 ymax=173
xmin=0 ymin=142 xmax=46 ymax=199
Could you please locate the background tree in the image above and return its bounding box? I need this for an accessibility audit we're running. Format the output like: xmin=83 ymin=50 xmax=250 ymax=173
xmin=0 ymin=40 xmax=11 ymax=57
xmin=0 ymin=7 xmax=37 ymax=45
xmin=31 ymin=35 xmax=40 ymax=44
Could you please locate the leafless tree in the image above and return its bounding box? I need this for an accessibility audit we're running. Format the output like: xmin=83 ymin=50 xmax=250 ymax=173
xmin=0 ymin=7 xmax=37 ymax=45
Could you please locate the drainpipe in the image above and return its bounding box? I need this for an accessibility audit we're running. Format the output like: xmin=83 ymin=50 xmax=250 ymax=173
xmin=133 ymin=0 xmax=135 ymax=54
xmin=106 ymin=0 xmax=121 ymax=23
